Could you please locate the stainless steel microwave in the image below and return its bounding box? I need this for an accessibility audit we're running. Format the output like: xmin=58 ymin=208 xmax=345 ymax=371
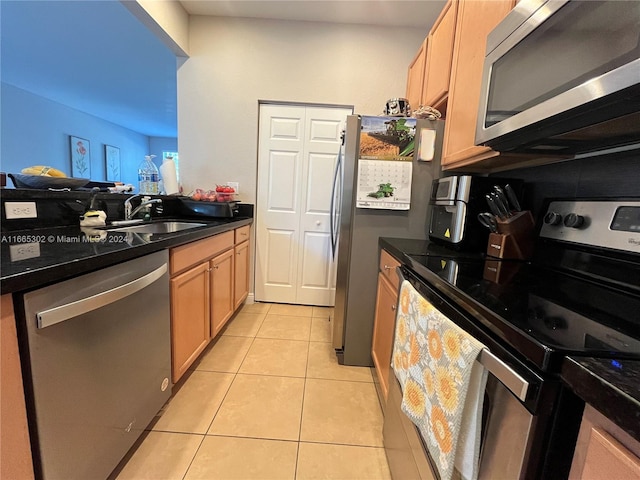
xmin=476 ymin=0 xmax=640 ymax=155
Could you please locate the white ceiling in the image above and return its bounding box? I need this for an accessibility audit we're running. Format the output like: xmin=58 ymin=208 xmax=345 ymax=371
xmin=1 ymin=1 xmax=444 ymax=139
xmin=180 ymin=1 xmax=446 ymax=29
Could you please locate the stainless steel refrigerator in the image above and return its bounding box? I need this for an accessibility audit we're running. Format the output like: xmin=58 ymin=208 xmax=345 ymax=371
xmin=331 ymin=114 xmax=445 ymax=366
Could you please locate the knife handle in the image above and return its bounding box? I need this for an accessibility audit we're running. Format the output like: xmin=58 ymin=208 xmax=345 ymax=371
xmin=486 ymin=194 xmax=503 ymax=219
xmin=505 ymin=184 xmax=522 ymax=212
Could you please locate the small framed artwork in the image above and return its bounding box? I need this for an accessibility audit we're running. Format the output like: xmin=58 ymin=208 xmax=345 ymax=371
xmin=70 ymin=136 xmax=91 ymax=178
xmin=105 ymin=145 xmax=121 ymax=182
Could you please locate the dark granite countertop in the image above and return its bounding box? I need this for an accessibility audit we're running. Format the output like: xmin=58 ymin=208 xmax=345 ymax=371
xmin=1 ymin=218 xmax=252 ymax=294
xmin=379 ymin=236 xmax=640 ymax=442
xmin=561 ymin=357 xmax=640 ymax=442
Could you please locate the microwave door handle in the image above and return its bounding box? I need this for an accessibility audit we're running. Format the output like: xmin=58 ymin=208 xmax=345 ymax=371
xmin=36 ymin=263 xmax=168 ymax=329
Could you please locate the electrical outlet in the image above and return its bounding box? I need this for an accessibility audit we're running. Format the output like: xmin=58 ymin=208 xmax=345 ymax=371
xmin=5 ymin=201 xmax=37 ymax=219
xmin=227 ymin=182 xmax=239 ymax=194
xmin=9 ymin=243 xmax=40 ymax=262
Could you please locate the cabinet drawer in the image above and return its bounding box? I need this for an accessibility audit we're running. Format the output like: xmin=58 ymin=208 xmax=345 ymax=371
xmin=170 ymin=231 xmax=234 ymax=275
xmin=379 ymin=249 xmax=401 ymax=290
xmin=235 ymin=225 xmax=250 ymax=244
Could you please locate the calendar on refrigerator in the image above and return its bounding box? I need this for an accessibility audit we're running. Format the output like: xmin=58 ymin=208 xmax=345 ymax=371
xmin=355 ymin=158 xmax=413 ymax=210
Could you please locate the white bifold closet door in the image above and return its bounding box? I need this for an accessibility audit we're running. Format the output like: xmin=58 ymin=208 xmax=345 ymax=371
xmin=256 ymin=103 xmax=351 ymax=306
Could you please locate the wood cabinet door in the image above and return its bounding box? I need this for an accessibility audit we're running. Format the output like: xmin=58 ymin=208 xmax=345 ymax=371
xmin=581 ymin=428 xmax=640 ymax=479
xmin=406 ymin=38 xmax=428 ymax=110
xmin=170 ymin=262 xmax=210 ymax=383
xmin=211 ymin=249 xmax=235 ymax=337
xmin=422 ymin=0 xmax=458 ymax=111
xmin=372 ymin=272 xmax=399 ymax=403
xmin=234 ymin=240 xmax=250 ymax=310
xmin=1 ymin=295 xmax=34 ymax=480
xmin=442 ymin=0 xmax=513 ymax=167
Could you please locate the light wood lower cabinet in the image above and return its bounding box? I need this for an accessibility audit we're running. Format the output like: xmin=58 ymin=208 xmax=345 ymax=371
xmin=169 ymin=225 xmax=251 ymax=383
xmin=211 ymin=248 xmax=234 ymax=337
xmin=570 ymin=404 xmax=640 ymax=480
xmin=372 ymin=249 xmax=402 ymax=404
xmin=1 ymin=295 xmax=35 ymax=480
xmin=234 ymin=239 xmax=250 ymax=310
xmin=170 ymin=262 xmax=211 ymax=383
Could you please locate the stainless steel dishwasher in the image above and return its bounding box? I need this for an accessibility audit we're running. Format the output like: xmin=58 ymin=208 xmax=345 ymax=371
xmin=20 ymin=250 xmax=171 ymax=480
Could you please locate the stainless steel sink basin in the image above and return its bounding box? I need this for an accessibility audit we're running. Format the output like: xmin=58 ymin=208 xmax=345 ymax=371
xmin=107 ymin=221 xmax=208 ymax=234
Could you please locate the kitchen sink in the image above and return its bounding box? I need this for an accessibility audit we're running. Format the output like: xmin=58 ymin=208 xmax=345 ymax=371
xmin=106 ymin=221 xmax=209 ymax=234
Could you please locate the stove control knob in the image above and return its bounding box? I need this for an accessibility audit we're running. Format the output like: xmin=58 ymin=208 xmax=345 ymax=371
xmin=544 ymin=212 xmax=563 ymax=226
xmin=564 ymin=213 xmax=585 ymax=228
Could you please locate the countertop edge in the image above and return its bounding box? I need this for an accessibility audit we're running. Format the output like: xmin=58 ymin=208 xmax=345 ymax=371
xmin=1 ymin=218 xmax=253 ymax=294
xmin=561 ymin=356 xmax=640 ymax=442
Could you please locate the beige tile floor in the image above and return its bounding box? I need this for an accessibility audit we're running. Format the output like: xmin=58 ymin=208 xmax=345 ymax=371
xmin=114 ymin=303 xmax=391 ymax=480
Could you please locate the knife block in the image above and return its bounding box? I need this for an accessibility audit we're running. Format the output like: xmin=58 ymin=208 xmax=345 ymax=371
xmin=486 ymin=211 xmax=535 ymax=260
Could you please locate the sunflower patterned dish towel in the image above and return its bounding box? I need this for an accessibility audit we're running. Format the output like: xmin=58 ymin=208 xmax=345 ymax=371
xmin=392 ymin=280 xmax=488 ymax=480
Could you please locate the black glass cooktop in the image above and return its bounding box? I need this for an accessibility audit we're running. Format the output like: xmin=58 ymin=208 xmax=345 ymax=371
xmin=405 ymin=252 xmax=640 ymax=372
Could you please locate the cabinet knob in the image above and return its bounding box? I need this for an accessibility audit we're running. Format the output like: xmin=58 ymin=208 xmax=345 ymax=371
xmin=213 ymin=265 xmax=219 ymax=270
xmin=384 ymin=265 xmax=392 ymax=270
xmin=391 ymin=305 xmax=396 ymax=311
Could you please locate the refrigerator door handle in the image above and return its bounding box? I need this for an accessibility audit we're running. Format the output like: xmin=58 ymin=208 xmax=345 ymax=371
xmin=330 ymin=143 xmax=343 ymax=259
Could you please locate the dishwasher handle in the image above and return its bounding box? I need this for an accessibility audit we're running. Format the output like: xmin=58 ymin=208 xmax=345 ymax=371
xmin=36 ymin=263 xmax=168 ymax=329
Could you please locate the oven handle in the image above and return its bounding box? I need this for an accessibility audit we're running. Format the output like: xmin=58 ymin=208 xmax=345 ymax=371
xmin=396 ymin=266 xmax=530 ymax=402
xmin=477 ymin=349 xmax=529 ymax=402
xmin=36 ymin=263 xmax=168 ymax=329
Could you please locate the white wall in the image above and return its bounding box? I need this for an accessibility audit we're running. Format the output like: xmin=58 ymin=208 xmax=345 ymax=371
xmin=177 ymin=16 xmax=425 ymax=202
xmin=1 ymin=83 xmax=151 ymax=187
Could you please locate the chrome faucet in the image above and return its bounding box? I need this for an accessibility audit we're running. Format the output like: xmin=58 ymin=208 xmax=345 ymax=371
xmin=124 ymin=194 xmax=163 ymax=220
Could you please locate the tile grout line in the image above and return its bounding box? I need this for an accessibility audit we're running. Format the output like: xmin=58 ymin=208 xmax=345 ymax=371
xmin=294 ymin=311 xmax=313 ymax=480
xmin=179 ymin=305 xmax=268 ymax=479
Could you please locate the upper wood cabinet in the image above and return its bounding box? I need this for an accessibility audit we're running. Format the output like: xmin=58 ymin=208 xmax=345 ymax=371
xmin=441 ymin=0 xmax=514 ymax=168
xmin=406 ymin=38 xmax=428 ymax=111
xmin=422 ymin=0 xmax=458 ymax=111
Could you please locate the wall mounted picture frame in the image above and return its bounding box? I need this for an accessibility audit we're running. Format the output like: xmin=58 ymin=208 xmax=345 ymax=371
xmin=105 ymin=145 xmax=121 ymax=182
xmin=70 ymin=135 xmax=91 ymax=178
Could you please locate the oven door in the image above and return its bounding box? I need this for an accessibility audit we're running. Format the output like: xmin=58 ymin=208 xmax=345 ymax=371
xmin=476 ymin=0 xmax=640 ymax=155
xmin=389 ymin=266 xmax=578 ymax=479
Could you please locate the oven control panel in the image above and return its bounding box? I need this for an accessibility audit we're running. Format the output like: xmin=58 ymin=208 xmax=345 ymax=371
xmin=540 ymin=200 xmax=640 ymax=253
